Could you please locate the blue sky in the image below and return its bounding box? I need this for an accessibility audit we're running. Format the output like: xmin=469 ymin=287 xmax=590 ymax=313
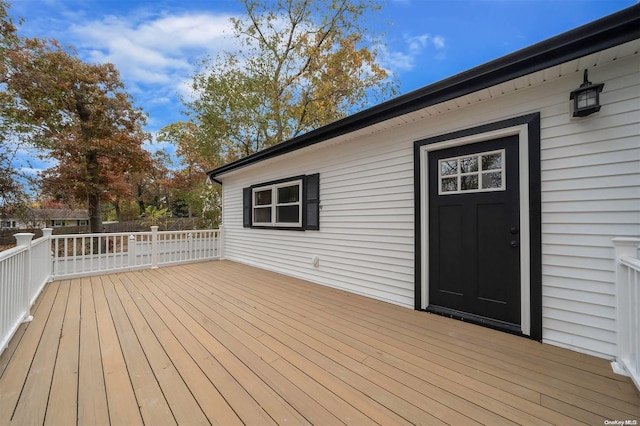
xmin=6 ymin=0 xmax=637 ymax=170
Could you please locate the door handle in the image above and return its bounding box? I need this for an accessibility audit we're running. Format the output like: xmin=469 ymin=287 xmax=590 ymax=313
xmin=510 ymin=227 xmax=519 ymax=234
xmin=510 ymin=240 xmax=518 ymax=248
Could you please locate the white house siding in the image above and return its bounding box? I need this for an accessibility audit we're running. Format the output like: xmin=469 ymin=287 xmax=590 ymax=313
xmin=221 ymin=130 xmax=418 ymax=308
xmin=537 ymin=55 xmax=640 ymax=358
xmin=219 ymin=50 xmax=639 ymax=359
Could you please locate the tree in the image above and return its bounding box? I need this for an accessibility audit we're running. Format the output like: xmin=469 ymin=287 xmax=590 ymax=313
xmin=0 ymin=146 xmax=28 ymax=220
xmin=128 ymin=151 xmax=174 ymax=216
xmin=186 ymin=0 xmax=396 ymax=162
xmin=0 ymin=1 xmax=29 ymax=220
xmin=157 ymin=121 xmax=219 ymax=219
xmin=158 ymin=121 xmax=218 ymax=172
xmin=38 ymin=147 xmax=150 ymax=222
xmin=2 ymin=33 xmax=151 ymax=233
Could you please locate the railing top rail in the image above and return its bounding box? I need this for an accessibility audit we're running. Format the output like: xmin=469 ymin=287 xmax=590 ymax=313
xmin=31 ymin=235 xmax=51 ymax=247
xmin=51 ymin=232 xmax=152 ymax=239
xmin=50 ymin=229 xmax=219 ymax=240
xmin=158 ymin=229 xmax=218 ymax=236
xmin=0 ymin=244 xmax=27 ymax=261
xmin=620 ymin=256 xmax=640 ymax=271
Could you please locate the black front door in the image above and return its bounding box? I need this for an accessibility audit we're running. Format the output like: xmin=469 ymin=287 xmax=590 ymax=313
xmin=428 ymin=136 xmax=520 ymax=329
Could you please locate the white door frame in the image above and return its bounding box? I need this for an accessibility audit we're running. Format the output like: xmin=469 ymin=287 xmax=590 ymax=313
xmin=419 ymin=123 xmax=532 ymax=336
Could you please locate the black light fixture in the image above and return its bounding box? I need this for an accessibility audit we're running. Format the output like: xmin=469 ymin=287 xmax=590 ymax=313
xmin=570 ymin=69 xmax=604 ymax=117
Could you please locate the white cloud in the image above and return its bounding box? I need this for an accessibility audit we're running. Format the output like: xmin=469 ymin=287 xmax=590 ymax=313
xmin=432 ymin=35 xmax=446 ymax=49
xmin=69 ymin=12 xmax=237 ymax=82
xmin=60 ymin=11 xmax=240 ymax=129
xmin=406 ymin=34 xmax=430 ymax=53
xmin=379 ymin=33 xmax=446 ymax=72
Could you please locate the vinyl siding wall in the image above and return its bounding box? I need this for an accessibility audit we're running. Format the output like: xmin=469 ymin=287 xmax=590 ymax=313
xmin=537 ymin=55 xmax=639 ymax=358
xmin=219 ymin=51 xmax=639 ymax=359
xmin=221 ymin=129 xmax=417 ymax=307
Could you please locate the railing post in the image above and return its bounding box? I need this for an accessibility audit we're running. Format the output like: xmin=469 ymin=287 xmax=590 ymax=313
xmin=611 ymin=237 xmax=640 ymax=376
xmin=42 ymin=228 xmax=53 ymax=282
xmin=14 ymin=233 xmax=34 ymax=323
xmin=188 ymin=232 xmax=193 ymax=260
xmin=151 ymin=226 xmax=159 ymax=269
xmin=218 ymin=225 xmax=224 ymax=259
xmin=128 ymin=235 xmax=136 ymax=268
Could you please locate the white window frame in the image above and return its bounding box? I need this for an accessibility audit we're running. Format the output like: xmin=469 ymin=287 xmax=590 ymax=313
xmin=252 ymin=179 xmax=303 ymax=227
xmin=438 ymin=149 xmax=506 ymax=195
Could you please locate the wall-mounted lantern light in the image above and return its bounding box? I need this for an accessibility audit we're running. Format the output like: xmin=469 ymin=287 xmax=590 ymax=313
xmin=569 ymin=69 xmax=604 ymax=117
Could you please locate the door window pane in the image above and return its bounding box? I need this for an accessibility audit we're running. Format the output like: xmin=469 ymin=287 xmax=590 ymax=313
xmin=461 ymin=175 xmax=478 ymax=190
xmin=460 ymin=157 xmax=478 ymax=173
xmin=438 ymin=149 xmax=505 ymax=194
xmin=441 ymin=160 xmax=458 ymax=176
xmin=481 ymin=153 xmax=502 ymax=170
xmin=441 ymin=177 xmax=458 ymax=192
xmin=482 ymin=172 xmax=502 ymax=189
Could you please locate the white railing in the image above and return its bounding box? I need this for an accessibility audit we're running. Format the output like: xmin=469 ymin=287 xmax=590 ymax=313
xmin=611 ymin=237 xmax=640 ymax=391
xmin=51 ymin=226 xmax=220 ymax=279
xmin=0 ymin=226 xmax=221 ymax=355
xmin=0 ymin=231 xmax=51 ymax=354
xmin=30 ymin=229 xmax=53 ymax=304
xmin=0 ymin=243 xmax=28 ymax=354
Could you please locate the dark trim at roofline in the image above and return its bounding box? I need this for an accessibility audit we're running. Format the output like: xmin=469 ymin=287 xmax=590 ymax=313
xmin=207 ymin=4 xmax=640 ymax=180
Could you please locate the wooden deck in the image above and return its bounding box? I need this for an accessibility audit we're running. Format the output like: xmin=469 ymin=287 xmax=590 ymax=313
xmin=0 ymin=260 xmax=638 ymax=425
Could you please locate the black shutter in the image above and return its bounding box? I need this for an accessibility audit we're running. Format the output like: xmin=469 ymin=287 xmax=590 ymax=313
xmin=243 ymin=187 xmax=251 ymax=228
xmin=304 ymin=173 xmax=320 ymax=230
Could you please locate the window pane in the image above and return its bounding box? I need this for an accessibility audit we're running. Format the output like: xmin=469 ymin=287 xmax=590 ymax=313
xmin=253 ymin=207 xmax=271 ymax=223
xmin=482 ymin=172 xmax=502 ymax=189
xmin=461 ymin=175 xmax=478 ymax=190
xmin=460 ymin=157 xmax=478 ymax=173
xmin=440 ymin=160 xmax=457 ymax=176
xmin=441 ymin=177 xmax=457 ymax=192
xmin=278 ymin=184 xmax=299 ymax=203
xmin=276 ymin=205 xmax=299 ymax=223
xmin=254 ymin=189 xmax=272 ymax=205
xmin=481 ymin=153 xmax=502 ymax=170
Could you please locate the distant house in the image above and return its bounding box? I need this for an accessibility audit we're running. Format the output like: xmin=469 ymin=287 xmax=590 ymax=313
xmin=0 ymin=209 xmax=89 ymax=229
xmin=207 ymin=6 xmax=640 ymax=361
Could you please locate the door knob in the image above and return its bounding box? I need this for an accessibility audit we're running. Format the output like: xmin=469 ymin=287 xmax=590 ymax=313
xmin=510 ymin=227 xmax=519 ymax=234
xmin=510 ymin=240 xmax=518 ymax=248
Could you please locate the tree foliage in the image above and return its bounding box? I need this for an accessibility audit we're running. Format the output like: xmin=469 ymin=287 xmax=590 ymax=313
xmin=0 ymin=0 xmax=28 ymax=219
xmin=1 ymin=18 xmax=151 ymax=232
xmin=157 ymin=121 xmax=220 ymax=222
xmin=186 ymin=0 xmax=396 ymax=162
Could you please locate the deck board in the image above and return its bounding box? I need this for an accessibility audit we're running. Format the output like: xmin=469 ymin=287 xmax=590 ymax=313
xmin=0 ymin=281 xmax=58 ymax=423
xmin=101 ymin=274 xmax=176 ymax=425
xmin=122 ymin=272 xmax=242 ymax=425
xmin=1 ymin=260 xmax=639 ymax=425
xmin=92 ymin=275 xmax=142 ymax=426
xmin=77 ymin=277 xmax=111 ymax=426
xmin=188 ymin=263 xmax=572 ymax=424
xmin=12 ymin=280 xmax=68 ymax=426
xmin=44 ymin=279 xmax=80 ymax=426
